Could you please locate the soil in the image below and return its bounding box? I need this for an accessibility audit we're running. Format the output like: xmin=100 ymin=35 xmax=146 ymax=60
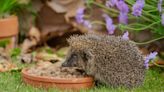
xmin=0 ymin=61 xmax=15 ymax=72
xmin=27 ymin=63 xmax=87 ymax=78
xmin=0 ymin=48 xmax=15 ymax=72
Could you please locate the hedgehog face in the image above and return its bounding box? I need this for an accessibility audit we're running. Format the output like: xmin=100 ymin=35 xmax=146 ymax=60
xmin=62 ymin=48 xmax=92 ymax=70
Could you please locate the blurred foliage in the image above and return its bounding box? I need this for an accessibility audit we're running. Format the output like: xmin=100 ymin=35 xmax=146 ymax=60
xmin=55 ymin=47 xmax=69 ymax=58
xmin=86 ymin=0 xmax=94 ymax=8
xmin=0 ymin=38 xmax=10 ymax=48
xmin=0 ymin=0 xmax=37 ymax=43
xmin=0 ymin=0 xmax=36 ymax=18
xmin=10 ymin=48 xmax=21 ymax=58
xmin=0 ymin=0 xmax=20 ymax=18
xmin=87 ymin=0 xmax=164 ymax=37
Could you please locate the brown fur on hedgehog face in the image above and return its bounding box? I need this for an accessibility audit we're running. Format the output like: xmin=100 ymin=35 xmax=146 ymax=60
xmin=62 ymin=44 xmax=93 ymax=71
xmin=62 ymin=34 xmax=146 ymax=88
xmin=62 ymin=34 xmax=97 ymax=73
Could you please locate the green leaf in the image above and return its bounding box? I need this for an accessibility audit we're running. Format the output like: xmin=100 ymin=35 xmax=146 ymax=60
xmin=86 ymin=0 xmax=94 ymax=7
xmin=0 ymin=38 xmax=10 ymax=47
xmin=10 ymin=48 xmax=21 ymax=58
xmin=0 ymin=0 xmax=27 ymax=18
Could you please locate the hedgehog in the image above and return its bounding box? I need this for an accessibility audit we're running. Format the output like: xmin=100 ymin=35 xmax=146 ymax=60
xmin=62 ymin=34 xmax=146 ymax=88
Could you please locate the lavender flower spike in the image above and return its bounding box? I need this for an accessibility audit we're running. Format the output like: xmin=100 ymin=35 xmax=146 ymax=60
xmin=103 ymin=14 xmax=116 ymax=34
xmin=158 ymin=0 xmax=163 ymax=12
xmin=106 ymin=0 xmax=118 ymax=7
xmin=83 ymin=20 xmax=92 ymax=29
xmin=75 ymin=8 xmax=85 ymax=23
xmin=144 ymin=52 xmax=158 ymax=69
xmin=116 ymin=0 xmax=129 ymax=13
xmin=117 ymin=0 xmax=129 ymax=24
xmin=122 ymin=31 xmax=129 ymax=40
xmin=75 ymin=8 xmax=92 ymax=29
xmin=119 ymin=12 xmax=128 ymax=24
xmin=132 ymin=0 xmax=145 ymax=17
xmin=162 ymin=13 xmax=164 ymax=26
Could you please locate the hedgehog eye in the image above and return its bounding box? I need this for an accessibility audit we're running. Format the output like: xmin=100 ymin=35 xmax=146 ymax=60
xmin=82 ymin=52 xmax=91 ymax=62
xmin=72 ymin=54 xmax=78 ymax=58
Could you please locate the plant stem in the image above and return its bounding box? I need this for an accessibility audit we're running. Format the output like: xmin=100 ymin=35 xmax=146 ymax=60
xmin=127 ymin=23 xmax=155 ymax=30
xmin=92 ymin=2 xmax=119 ymax=14
xmin=151 ymin=61 xmax=164 ymax=68
xmin=91 ymin=21 xmax=106 ymax=26
xmin=125 ymin=0 xmax=156 ymax=9
xmin=93 ymin=1 xmax=154 ymax=22
xmin=142 ymin=11 xmax=159 ymax=21
xmin=131 ymin=36 xmax=164 ymax=45
xmin=147 ymin=9 xmax=158 ymax=13
xmin=125 ymin=0 xmax=158 ymax=22
xmin=119 ymin=21 xmax=160 ymax=31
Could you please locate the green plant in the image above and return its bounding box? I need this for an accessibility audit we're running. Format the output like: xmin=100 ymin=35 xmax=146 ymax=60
xmin=0 ymin=0 xmax=19 ymax=18
xmin=0 ymin=69 xmax=163 ymax=92
xmin=0 ymin=38 xmax=10 ymax=47
xmin=78 ymin=0 xmax=164 ymax=44
xmin=0 ymin=0 xmax=34 ymax=19
xmin=10 ymin=48 xmax=21 ymax=58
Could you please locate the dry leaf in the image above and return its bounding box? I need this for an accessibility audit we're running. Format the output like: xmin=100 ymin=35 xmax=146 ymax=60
xmin=22 ymin=27 xmax=41 ymax=53
xmin=36 ymin=5 xmax=74 ymax=43
xmin=46 ymin=0 xmax=85 ymax=22
xmin=28 ymin=27 xmax=41 ymax=42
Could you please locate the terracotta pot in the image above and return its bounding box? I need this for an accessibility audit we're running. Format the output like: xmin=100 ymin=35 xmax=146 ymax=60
xmin=21 ymin=68 xmax=94 ymax=91
xmin=0 ymin=16 xmax=18 ymax=38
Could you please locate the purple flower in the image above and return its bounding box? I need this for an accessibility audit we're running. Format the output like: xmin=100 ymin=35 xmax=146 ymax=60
xmin=116 ymin=0 xmax=129 ymax=13
xmin=162 ymin=13 xmax=164 ymax=26
xmin=75 ymin=8 xmax=85 ymax=23
xmin=103 ymin=14 xmax=116 ymax=34
xmin=122 ymin=31 xmax=129 ymax=40
xmin=106 ymin=0 xmax=118 ymax=7
xmin=83 ymin=20 xmax=92 ymax=29
xmin=132 ymin=0 xmax=145 ymax=17
xmin=75 ymin=8 xmax=92 ymax=29
xmin=144 ymin=59 xmax=150 ymax=69
xmin=119 ymin=12 xmax=128 ymax=24
xmin=144 ymin=52 xmax=158 ymax=69
xmin=116 ymin=0 xmax=129 ymax=24
xmin=158 ymin=0 xmax=163 ymax=12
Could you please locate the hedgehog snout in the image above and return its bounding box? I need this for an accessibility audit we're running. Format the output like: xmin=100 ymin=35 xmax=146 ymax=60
xmin=62 ymin=62 xmax=68 ymax=67
xmin=62 ymin=61 xmax=78 ymax=67
xmin=62 ymin=53 xmax=79 ymax=67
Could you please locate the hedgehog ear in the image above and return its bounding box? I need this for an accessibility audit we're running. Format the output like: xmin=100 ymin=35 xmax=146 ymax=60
xmin=67 ymin=35 xmax=80 ymax=45
xmin=67 ymin=36 xmax=73 ymax=45
xmin=67 ymin=38 xmax=72 ymax=45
